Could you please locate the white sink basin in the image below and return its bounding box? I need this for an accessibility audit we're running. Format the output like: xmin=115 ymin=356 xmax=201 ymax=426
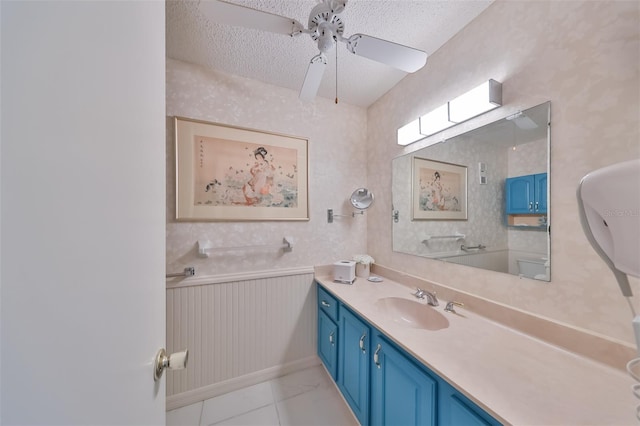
xmin=375 ymin=297 xmax=449 ymax=330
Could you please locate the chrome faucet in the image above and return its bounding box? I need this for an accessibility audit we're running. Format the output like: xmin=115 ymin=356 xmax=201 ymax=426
xmin=424 ymin=291 xmax=439 ymax=307
xmin=413 ymin=288 xmax=439 ymax=306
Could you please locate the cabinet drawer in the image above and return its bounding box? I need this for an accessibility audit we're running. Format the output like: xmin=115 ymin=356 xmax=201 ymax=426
xmin=317 ymin=284 xmax=338 ymax=321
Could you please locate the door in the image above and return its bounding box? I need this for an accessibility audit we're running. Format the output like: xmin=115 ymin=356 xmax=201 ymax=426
xmin=318 ymin=310 xmax=339 ymax=380
xmin=505 ymin=175 xmax=534 ymax=214
xmin=338 ymin=307 xmax=370 ymax=424
xmin=535 ymin=173 xmax=548 ymax=213
xmin=1 ymin=1 xmax=166 ymax=424
xmin=371 ymin=335 xmax=437 ymax=426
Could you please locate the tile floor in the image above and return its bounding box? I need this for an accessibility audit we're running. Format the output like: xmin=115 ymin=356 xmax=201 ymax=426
xmin=167 ymin=365 xmax=358 ymax=426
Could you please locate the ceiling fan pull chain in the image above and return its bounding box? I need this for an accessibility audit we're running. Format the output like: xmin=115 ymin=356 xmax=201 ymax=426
xmin=335 ymin=46 xmax=339 ymax=104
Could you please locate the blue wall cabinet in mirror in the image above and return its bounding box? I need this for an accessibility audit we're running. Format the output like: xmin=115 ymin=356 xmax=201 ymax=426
xmin=506 ymin=173 xmax=547 ymax=214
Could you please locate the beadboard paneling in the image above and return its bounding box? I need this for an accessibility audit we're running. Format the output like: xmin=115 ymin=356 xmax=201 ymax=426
xmin=166 ymin=271 xmax=316 ymax=397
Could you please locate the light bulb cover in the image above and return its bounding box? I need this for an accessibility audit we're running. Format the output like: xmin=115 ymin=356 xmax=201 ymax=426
xmin=448 ymin=79 xmax=502 ymax=123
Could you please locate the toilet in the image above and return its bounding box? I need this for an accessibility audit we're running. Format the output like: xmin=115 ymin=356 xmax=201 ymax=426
xmin=517 ymin=258 xmax=548 ymax=280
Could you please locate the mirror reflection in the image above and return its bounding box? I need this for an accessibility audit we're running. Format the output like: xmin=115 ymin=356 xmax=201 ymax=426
xmin=392 ymin=101 xmax=550 ymax=281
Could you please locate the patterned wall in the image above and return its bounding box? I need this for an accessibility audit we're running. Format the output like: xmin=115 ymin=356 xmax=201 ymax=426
xmin=366 ymin=0 xmax=640 ymax=344
xmin=166 ymin=59 xmax=369 ymax=276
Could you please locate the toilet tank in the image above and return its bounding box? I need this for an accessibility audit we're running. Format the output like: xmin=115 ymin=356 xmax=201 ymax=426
xmin=517 ymin=258 xmax=547 ymax=279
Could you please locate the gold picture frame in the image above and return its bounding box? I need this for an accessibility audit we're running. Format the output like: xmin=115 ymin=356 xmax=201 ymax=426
xmin=175 ymin=117 xmax=309 ymax=221
xmin=412 ymin=157 xmax=467 ymax=220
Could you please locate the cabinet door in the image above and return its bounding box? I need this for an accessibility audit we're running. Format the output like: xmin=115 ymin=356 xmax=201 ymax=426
xmin=505 ymin=175 xmax=534 ymax=214
xmin=371 ymin=335 xmax=436 ymax=426
xmin=318 ymin=310 xmax=338 ymax=380
xmin=338 ymin=307 xmax=370 ymax=425
xmin=439 ymin=383 xmax=501 ymax=426
xmin=534 ymin=173 xmax=547 ymax=213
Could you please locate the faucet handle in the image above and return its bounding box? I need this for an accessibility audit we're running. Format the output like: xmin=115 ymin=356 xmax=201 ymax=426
xmin=444 ymin=301 xmax=464 ymax=313
xmin=413 ymin=288 xmax=425 ymax=299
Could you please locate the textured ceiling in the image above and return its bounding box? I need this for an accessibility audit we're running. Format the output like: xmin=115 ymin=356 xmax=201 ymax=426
xmin=166 ymin=0 xmax=494 ymax=108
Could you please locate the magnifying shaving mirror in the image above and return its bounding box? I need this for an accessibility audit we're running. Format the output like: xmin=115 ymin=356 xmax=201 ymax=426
xmin=351 ymin=188 xmax=374 ymax=210
xmin=327 ymin=188 xmax=375 ymax=223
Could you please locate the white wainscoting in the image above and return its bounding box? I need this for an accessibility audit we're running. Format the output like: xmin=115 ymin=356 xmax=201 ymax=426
xmin=166 ymin=267 xmax=318 ymax=410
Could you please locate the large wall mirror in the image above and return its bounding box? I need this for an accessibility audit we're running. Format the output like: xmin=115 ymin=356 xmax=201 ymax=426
xmin=392 ymin=101 xmax=551 ymax=281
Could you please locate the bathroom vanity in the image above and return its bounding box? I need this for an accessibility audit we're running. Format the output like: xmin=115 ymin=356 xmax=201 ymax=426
xmin=315 ymin=269 xmax=636 ymax=425
xmin=318 ymin=283 xmax=497 ymax=425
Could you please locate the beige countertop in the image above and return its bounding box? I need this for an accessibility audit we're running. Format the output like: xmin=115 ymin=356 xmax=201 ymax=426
xmin=315 ymin=273 xmax=637 ymax=425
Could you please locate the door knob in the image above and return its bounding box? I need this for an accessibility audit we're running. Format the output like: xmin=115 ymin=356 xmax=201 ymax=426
xmin=154 ymin=348 xmax=188 ymax=382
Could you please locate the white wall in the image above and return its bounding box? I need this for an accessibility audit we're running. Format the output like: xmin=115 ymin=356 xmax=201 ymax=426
xmin=1 ymin=2 xmax=166 ymax=424
xmin=166 ymin=59 xmax=369 ymax=277
xmin=367 ymin=0 xmax=640 ymax=344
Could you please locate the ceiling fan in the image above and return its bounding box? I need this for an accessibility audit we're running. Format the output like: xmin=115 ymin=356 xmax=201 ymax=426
xmin=199 ymin=0 xmax=428 ymax=102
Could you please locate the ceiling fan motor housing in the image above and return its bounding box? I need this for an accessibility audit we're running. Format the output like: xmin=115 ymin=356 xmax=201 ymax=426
xmin=308 ymin=1 xmax=345 ymax=52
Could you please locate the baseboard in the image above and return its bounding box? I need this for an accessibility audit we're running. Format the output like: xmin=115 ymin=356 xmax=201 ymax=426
xmin=166 ymin=356 xmax=321 ymax=411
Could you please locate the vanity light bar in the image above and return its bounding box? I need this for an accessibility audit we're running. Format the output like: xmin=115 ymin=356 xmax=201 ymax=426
xmin=448 ymin=79 xmax=502 ymax=123
xmin=397 ymin=118 xmax=423 ymax=146
xmin=419 ymin=103 xmax=454 ymax=137
xmin=396 ymin=79 xmax=502 ymax=145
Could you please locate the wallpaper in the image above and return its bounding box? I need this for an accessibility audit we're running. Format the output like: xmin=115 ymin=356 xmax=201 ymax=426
xmin=366 ymin=0 xmax=640 ymax=344
xmin=166 ymin=59 xmax=368 ymax=276
xmin=165 ymin=0 xmax=640 ymax=345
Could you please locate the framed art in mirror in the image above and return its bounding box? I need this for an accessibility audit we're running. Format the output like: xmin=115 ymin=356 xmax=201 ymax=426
xmin=412 ymin=157 xmax=467 ymax=220
xmin=175 ymin=117 xmax=309 ymax=221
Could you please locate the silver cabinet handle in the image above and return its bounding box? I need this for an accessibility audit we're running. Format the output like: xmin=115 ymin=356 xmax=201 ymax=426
xmin=329 ymin=331 xmax=335 ymax=346
xmin=359 ymin=333 xmax=366 ymax=353
xmin=373 ymin=344 xmax=381 ymax=369
xmin=321 ymin=300 xmax=331 ymax=308
xmin=535 ymin=201 xmax=539 ymax=211
xmin=529 ymin=201 xmax=533 ymax=211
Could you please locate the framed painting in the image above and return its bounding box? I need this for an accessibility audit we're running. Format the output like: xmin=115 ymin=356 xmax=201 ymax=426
xmin=412 ymin=157 xmax=467 ymax=220
xmin=175 ymin=117 xmax=309 ymax=221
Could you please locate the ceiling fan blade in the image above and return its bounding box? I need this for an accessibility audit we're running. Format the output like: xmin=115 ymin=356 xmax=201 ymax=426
xmin=199 ymin=0 xmax=303 ymax=36
xmin=299 ymin=54 xmax=327 ymax=102
xmin=345 ymin=34 xmax=427 ymax=73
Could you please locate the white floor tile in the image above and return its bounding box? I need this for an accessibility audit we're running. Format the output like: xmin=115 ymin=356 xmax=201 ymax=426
xmin=167 ymin=401 xmax=203 ymax=426
xmin=200 ymin=381 xmax=274 ymax=426
xmin=211 ymin=404 xmax=280 ymax=426
xmin=276 ymin=386 xmax=358 ymax=426
xmin=270 ymin=365 xmax=332 ymax=402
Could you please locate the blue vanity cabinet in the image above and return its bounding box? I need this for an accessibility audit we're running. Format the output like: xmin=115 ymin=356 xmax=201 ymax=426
xmin=315 ymin=283 xmax=500 ymax=426
xmin=505 ymin=173 xmax=547 ymax=214
xmin=370 ymin=334 xmax=437 ymax=426
xmin=317 ymin=286 xmax=339 ymax=380
xmin=318 ymin=310 xmax=338 ymax=380
xmin=438 ymin=382 xmax=501 ymax=426
xmin=338 ymin=307 xmax=370 ymax=425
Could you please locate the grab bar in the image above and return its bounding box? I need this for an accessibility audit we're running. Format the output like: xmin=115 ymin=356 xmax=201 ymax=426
xmin=460 ymin=244 xmax=486 ymax=252
xmin=197 ymin=237 xmax=293 ymax=258
xmin=422 ymin=233 xmax=465 ymax=244
xmin=166 ymin=267 xmax=195 ymax=278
